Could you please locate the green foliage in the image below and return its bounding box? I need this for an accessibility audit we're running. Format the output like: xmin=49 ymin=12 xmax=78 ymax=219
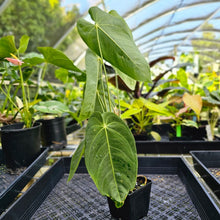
xmin=85 ymin=112 xmax=137 ymax=208
xmin=120 ymin=98 xmax=173 ymax=134
xmin=0 ymin=35 xmax=44 ymax=127
xmin=38 ymin=47 xmax=83 ymax=73
xmin=67 ymin=7 xmax=150 ymax=208
xmin=78 ymin=49 xmax=100 ymax=122
xmin=176 ymin=68 xmax=189 ymax=89
xmin=77 ymin=7 xmax=151 ymax=83
xmin=33 ymin=100 xmax=70 ymax=115
xmin=0 ymin=35 xmax=17 ymax=58
xmin=0 ymin=0 xmax=79 ymax=52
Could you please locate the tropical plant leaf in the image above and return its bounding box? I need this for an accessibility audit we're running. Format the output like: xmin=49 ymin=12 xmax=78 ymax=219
xmin=33 ymin=100 xmax=70 ymax=115
xmin=23 ymin=52 xmax=45 ymax=65
xmin=85 ymin=112 xmax=137 ymax=207
xmin=117 ymin=100 xmax=132 ymax=109
xmin=67 ymin=140 xmax=85 ymax=182
xmin=38 ymin=47 xmax=83 ymax=73
xmin=203 ymin=97 xmax=220 ymax=106
xmin=55 ymin=68 xmax=71 ymax=84
xmin=115 ymin=68 xmax=136 ymax=91
xmin=182 ymin=119 xmax=198 ymax=128
xmin=120 ymin=108 xmax=142 ymax=119
xmin=142 ymin=98 xmax=173 ymax=116
xmin=150 ymin=131 xmax=161 ymax=141
xmin=183 ymin=93 xmax=202 ymax=119
xmin=177 ymin=68 xmax=188 ymax=89
xmin=77 ymin=7 xmax=151 ymax=82
xmin=18 ymin=35 xmax=29 ymax=54
xmin=79 ymin=49 xmax=100 ymax=121
xmin=0 ymin=36 xmax=17 ymax=58
xmin=210 ymin=90 xmax=220 ymax=101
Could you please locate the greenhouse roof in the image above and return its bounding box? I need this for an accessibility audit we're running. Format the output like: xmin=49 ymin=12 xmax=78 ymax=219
xmin=62 ymin=0 xmax=220 ymax=64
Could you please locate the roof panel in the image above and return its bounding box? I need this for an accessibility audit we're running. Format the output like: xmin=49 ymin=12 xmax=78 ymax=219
xmin=60 ymin=0 xmax=220 ymax=66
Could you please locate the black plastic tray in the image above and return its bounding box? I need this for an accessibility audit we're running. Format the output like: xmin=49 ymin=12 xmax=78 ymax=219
xmin=136 ymin=140 xmax=220 ymax=154
xmin=0 ymin=147 xmax=48 ymax=215
xmin=190 ymin=150 xmax=220 ymax=199
xmin=1 ymin=156 xmax=220 ymax=220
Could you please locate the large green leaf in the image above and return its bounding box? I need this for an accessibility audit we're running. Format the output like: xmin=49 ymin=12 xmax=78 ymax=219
xmin=77 ymin=7 xmax=151 ymax=82
xmin=38 ymin=47 xmax=83 ymax=73
xmin=79 ymin=49 xmax=100 ymax=121
xmin=0 ymin=36 xmax=17 ymax=58
xmin=85 ymin=112 xmax=137 ymax=207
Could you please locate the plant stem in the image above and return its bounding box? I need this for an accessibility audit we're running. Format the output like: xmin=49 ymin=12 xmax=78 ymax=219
xmin=115 ymin=72 xmax=121 ymax=116
xmin=19 ymin=65 xmax=31 ymax=127
xmin=95 ymin=24 xmax=112 ymax=112
xmin=34 ymin=63 xmax=47 ymax=101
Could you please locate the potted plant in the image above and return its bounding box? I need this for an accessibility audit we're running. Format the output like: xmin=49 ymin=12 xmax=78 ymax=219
xmin=33 ymin=100 xmax=72 ymax=150
xmin=119 ymin=97 xmax=173 ymax=141
xmin=53 ymin=67 xmax=83 ymax=134
xmin=0 ymin=35 xmax=45 ymax=169
xmin=38 ymin=7 xmax=152 ymax=219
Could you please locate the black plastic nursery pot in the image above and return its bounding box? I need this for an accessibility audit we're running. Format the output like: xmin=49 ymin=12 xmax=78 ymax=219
xmin=65 ymin=119 xmax=81 ymax=135
xmin=0 ymin=122 xmax=42 ymax=169
xmin=0 ymin=147 xmax=48 ymax=215
xmin=107 ymin=177 xmax=152 ymax=220
xmin=38 ymin=117 xmax=67 ymax=150
xmin=1 ymin=157 xmax=220 ymax=219
xmin=190 ymin=151 xmax=220 ymax=199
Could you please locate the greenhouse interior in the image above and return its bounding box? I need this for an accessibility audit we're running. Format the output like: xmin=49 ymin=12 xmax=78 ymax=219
xmin=0 ymin=0 xmax=220 ymax=219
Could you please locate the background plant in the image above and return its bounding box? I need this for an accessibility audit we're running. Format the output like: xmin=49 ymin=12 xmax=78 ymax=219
xmin=0 ymin=35 xmax=45 ymax=127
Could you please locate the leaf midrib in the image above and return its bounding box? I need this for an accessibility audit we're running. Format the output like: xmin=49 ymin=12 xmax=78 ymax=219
xmin=103 ymin=125 xmax=121 ymax=201
xmin=96 ymin=23 xmax=143 ymax=76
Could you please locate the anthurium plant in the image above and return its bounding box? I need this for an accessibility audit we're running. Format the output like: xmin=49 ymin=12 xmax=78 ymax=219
xmin=38 ymin=7 xmax=151 ymax=208
xmin=0 ymin=35 xmax=45 ymax=127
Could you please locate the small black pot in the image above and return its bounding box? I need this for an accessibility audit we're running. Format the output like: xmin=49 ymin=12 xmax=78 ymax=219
xmin=107 ymin=177 xmax=152 ymax=220
xmin=38 ymin=117 xmax=67 ymax=150
xmin=65 ymin=119 xmax=81 ymax=135
xmin=0 ymin=122 xmax=41 ymax=169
